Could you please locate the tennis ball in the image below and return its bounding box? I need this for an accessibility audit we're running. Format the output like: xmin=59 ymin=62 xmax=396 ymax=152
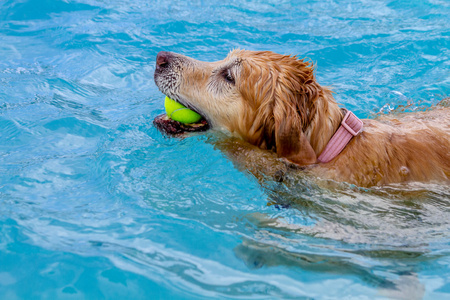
xmin=164 ymin=96 xmax=202 ymax=124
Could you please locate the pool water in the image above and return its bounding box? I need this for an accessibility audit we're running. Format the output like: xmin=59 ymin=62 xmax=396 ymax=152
xmin=1 ymin=0 xmax=449 ymax=299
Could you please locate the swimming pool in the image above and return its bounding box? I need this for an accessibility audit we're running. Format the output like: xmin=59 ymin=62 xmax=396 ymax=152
xmin=0 ymin=0 xmax=449 ymax=298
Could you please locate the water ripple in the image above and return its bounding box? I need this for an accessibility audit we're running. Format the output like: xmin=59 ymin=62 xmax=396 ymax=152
xmin=0 ymin=0 xmax=449 ymax=298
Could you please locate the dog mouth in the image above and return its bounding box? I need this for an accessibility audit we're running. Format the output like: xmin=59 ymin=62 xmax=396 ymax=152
xmin=153 ymin=51 xmax=210 ymax=136
xmin=153 ymin=95 xmax=210 ymax=137
xmin=153 ymin=114 xmax=210 ymax=136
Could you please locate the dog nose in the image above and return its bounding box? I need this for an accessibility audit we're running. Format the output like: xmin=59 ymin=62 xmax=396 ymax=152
xmin=156 ymin=51 xmax=171 ymax=69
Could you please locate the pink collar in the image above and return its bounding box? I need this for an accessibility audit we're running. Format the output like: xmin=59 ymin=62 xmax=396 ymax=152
xmin=317 ymin=109 xmax=363 ymax=163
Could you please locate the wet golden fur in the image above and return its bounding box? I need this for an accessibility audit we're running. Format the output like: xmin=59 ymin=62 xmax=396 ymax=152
xmin=154 ymin=50 xmax=450 ymax=187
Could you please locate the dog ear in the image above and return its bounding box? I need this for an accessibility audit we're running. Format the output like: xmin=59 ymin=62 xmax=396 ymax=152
xmin=273 ymin=100 xmax=317 ymax=166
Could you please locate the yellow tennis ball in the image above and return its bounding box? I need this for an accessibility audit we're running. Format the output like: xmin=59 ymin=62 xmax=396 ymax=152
xmin=164 ymin=96 xmax=202 ymax=124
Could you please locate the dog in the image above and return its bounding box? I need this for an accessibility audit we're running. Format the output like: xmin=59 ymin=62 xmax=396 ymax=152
xmin=154 ymin=50 xmax=450 ymax=187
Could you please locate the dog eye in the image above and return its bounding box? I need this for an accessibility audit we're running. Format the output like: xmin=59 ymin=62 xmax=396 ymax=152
xmin=223 ymin=69 xmax=235 ymax=85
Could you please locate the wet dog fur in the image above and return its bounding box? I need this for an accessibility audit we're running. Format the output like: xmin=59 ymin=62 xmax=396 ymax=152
xmin=154 ymin=50 xmax=450 ymax=187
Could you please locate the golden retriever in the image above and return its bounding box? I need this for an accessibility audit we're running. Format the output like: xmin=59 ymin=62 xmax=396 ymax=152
xmin=154 ymin=50 xmax=450 ymax=187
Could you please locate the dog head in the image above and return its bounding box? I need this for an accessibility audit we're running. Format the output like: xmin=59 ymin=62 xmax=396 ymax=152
xmin=154 ymin=50 xmax=341 ymax=165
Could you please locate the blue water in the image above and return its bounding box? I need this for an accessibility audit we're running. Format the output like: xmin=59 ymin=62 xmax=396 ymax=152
xmin=1 ymin=0 xmax=449 ymax=299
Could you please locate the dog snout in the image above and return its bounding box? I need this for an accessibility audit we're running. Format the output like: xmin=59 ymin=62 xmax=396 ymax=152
xmin=156 ymin=51 xmax=173 ymax=71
